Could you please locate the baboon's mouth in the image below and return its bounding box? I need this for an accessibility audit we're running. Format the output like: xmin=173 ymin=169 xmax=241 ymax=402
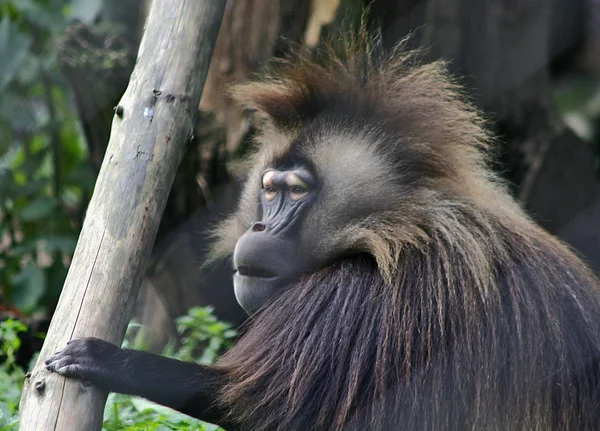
xmin=236 ymin=265 xmax=278 ymax=279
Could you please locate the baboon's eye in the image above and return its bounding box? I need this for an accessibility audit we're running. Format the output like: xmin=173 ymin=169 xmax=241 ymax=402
xmin=286 ymin=172 xmax=310 ymax=200
xmin=262 ymin=170 xmax=278 ymax=201
xmin=289 ymin=185 xmax=309 ymax=200
xmin=264 ymin=185 xmax=278 ymax=201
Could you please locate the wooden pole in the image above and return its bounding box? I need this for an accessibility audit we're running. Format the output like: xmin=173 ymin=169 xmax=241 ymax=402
xmin=18 ymin=1 xmax=226 ymax=429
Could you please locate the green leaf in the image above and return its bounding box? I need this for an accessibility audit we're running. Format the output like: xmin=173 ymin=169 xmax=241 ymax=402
xmin=44 ymin=260 xmax=68 ymax=305
xmin=0 ymin=18 xmax=32 ymax=90
xmin=8 ymin=239 xmax=37 ymax=257
xmin=0 ymin=418 xmax=20 ymax=430
xmin=15 ymin=54 xmax=40 ymax=85
xmin=13 ymin=178 xmax=49 ymax=197
xmin=130 ymin=398 xmax=172 ymax=414
xmin=14 ymin=148 xmax=49 ymax=177
xmin=10 ymin=262 xmax=46 ymax=313
xmin=0 ymin=166 xmax=15 ymax=200
xmin=0 ymin=127 xmax=12 ymax=158
xmin=0 ymin=319 xmax=27 ymax=364
xmin=11 ymin=0 xmax=66 ymax=32
xmin=66 ymin=164 xmax=97 ymax=190
xmin=39 ymin=234 xmax=78 ymax=254
xmin=0 ymin=93 xmax=37 ymax=132
xmin=18 ymin=196 xmax=57 ymax=221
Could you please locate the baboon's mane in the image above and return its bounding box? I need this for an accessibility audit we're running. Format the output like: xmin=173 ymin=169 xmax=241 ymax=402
xmin=214 ymin=34 xmax=600 ymax=431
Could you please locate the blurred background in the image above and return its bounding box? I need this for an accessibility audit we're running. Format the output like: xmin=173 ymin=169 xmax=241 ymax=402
xmin=1 ymin=0 xmax=600 ymax=372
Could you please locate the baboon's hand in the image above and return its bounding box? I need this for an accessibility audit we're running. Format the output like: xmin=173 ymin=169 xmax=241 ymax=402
xmin=45 ymin=337 xmax=121 ymax=389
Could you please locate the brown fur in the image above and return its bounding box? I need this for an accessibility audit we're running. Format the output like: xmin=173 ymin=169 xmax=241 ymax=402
xmin=211 ymin=33 xmax=600 ymax=430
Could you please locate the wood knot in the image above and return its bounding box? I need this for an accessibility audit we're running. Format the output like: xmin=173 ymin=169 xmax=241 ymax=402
xmin=35 ymin=379 xmax=46 ymax=393
xmin=114 ymin=105 xmax=124 ymax=118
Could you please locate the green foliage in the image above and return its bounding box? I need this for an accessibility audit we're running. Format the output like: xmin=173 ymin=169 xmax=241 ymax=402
xmin=172 ymin=306 xmax=237 ymax=365
xmin=0 ymin=1 xmax=236 ymax=428
xmin=0 ymin=307 xmax=237 ymax=430
xmin=0 ymin=0 xmax=96 ymax=316
xmin=102 ymin=395 xmax=222 ymax=431
xmin=0 ymin=318 xmax=27 ymax=369
xmin=0 ymin=319 xmax=27 ymax=429
xmin=103 ymin=308 xmax=236 ymax=431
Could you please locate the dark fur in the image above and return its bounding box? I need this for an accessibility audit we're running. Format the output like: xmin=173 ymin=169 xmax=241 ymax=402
xmin=208 ymin=33 xmax=600 ymax=430
xmin=218 ymin=223 xmax=600 ymax=430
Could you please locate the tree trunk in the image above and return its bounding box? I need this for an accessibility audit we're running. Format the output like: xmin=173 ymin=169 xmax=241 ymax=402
xmin=134 ymin=0 xmax=312 ymax=343
xmin=18 ymin=1 xmax=226 ymax=429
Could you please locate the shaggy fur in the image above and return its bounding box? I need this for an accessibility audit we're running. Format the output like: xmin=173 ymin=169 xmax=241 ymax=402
xmin=212 ymin=33 xmax=600 ymax=430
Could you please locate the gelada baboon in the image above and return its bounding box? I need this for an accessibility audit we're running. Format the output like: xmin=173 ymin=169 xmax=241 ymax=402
xmin=46 ymin=33 xmax=600 ymax=430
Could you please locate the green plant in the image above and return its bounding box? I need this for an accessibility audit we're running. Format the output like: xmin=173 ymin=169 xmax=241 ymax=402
xmin=102 ymin=307 xmax=236 ymax=430
xmin=0 ymin=307 xmax=237 ymax=430
xmin=0 ymin=0 xmax=97 ymax=316
xmin=102 ymin=394 xmax=223 ymax=431
xmin=171 ymin=306 xmax=237 ymax=364
xmin=0 ymin=319 xmax=27 ymax=429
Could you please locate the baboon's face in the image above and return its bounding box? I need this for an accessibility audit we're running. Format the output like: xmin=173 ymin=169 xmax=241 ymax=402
xmin=232 ymin=117 xmax=409 ymax=314
xmin=233 ymin=162 xmax=318 ymax=314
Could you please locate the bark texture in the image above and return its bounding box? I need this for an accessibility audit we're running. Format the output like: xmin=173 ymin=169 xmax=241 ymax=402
xmin=18 ymin=1 xmax=226 ymax=429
